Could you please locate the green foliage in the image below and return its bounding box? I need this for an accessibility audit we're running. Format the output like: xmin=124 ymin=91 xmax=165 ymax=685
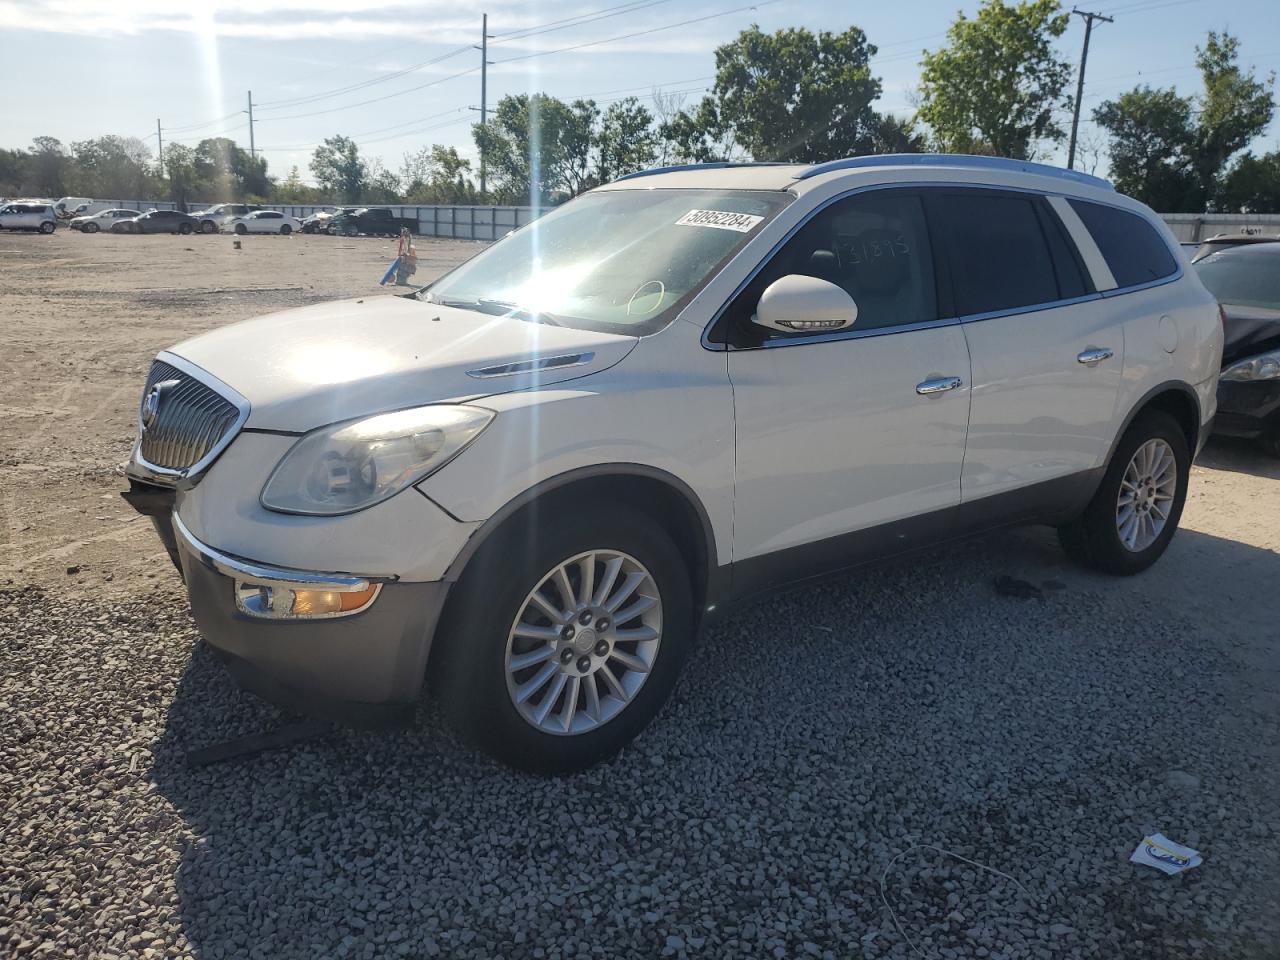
xmin=594 ymin=98 xmax=658 ymax=183
xmin=27 ymin=136 xmax=73 ymax=196
xmin=473 ymin=94 xmax=600 ymax=204
xmin=917 ymin=0 xmax=1072 ymax=159
xmin=1092 ymin=87 xmax=1200 ymax=210
xmin=310 ymin=135 xmax=367 ymax=202
xmin=70 ymin=136 xmax=156 ymax=198
xmin=1220 ymin=151 xmax=1280 ymax=213
xmin=162 ymin=143 xmax=200 ymax=207
xmin=1094 ymin=30 xmax=1275 ymax=212
xmin=400 ymin=145 xmax=476 ymax=203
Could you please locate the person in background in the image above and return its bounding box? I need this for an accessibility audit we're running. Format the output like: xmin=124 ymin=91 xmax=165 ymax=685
xmin=395 ymin=227 xmax=418 ymax=286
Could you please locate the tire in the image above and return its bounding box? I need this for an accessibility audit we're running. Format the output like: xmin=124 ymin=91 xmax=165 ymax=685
xmin=84 ymin=222 xmax=99 ymax=233
xmin=201 ymin=221 xmax=216 ymax=234
xmin=234 ymin=223 xmax=247 ymax=235
xmin=280 ymin=224 xmax=292 ymax=235
xmin=40 ymin=221 xmax=55 ymax=234
xmin=435 ymin=505 xmax=695 ymax=774
xmin=326 ymin=224 xmax=339 ymax=236
xmin=344 ymin=225 xmax=358 ymax=237
xmin=179 ymin=222 xmax=193 ymax=235
xmin=1058 ymin=410 xmax=1190 ymax=575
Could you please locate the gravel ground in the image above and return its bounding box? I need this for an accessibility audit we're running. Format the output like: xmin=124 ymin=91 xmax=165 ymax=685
xmin=3 ymin=497 xmax=1278 ymax=959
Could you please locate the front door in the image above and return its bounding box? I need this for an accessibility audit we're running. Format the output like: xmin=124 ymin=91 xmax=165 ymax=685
xmin=716 ymin=189 xmax=972 ymax=585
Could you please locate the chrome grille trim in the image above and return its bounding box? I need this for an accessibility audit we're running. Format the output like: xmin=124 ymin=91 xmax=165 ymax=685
xmin=128 ymin=352 xmax=250 ymax=488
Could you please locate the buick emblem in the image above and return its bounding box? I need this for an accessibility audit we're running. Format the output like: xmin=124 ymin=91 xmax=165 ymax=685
xmin=142 ymin=379 xmax=179 ymax=431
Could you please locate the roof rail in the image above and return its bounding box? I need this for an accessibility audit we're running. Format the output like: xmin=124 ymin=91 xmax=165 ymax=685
xmin=794 ymin=154 xmax=1114 ymax=190
xmin=613 ymin=161 xmax=793 ymax=183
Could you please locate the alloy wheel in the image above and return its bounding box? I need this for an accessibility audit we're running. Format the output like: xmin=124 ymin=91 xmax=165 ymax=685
xmin=504 ymin=550 xmax=663 ymax=736
xmin=1116 ymin=438 xmax=1177 ymax=552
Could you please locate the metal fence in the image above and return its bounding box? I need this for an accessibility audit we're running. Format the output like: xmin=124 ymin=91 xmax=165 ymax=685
xmin=1159 ymin=213 xmax=1280 ymax=242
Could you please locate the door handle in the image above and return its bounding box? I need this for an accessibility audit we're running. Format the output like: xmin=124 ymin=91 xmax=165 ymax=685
xmin=1077 ymin=347 xmax=1114 ymax=365
xmin=916 ymin=376 xmax=964 ymax=396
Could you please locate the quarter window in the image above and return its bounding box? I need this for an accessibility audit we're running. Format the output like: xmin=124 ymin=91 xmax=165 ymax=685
xmin=1067 ymin=199 xmax=1178 ymax=288
xmin=931 ymin=192 xmax=1061 ymax=316
xmin=717 ymin=191 xmax=939 ymax=345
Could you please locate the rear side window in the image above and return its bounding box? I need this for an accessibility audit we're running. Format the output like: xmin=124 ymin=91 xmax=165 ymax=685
xmin=1068 ymin=199 xmax=1178 ymax=287
xmin=931 ymin=192 xmax=1061 ymax=315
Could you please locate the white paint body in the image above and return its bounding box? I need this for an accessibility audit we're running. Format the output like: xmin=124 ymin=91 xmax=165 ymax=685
xmin=223 ymin=211 xmax=304 ymax=234
xmin=159 ymin=159 xmax=1222 ymax=584
xmin=69 ymin=208 xmax=141 ymax=232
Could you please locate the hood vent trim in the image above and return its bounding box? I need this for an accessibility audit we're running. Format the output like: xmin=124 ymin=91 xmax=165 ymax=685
xmin=467 ymin=352 xmax=596 ymax=379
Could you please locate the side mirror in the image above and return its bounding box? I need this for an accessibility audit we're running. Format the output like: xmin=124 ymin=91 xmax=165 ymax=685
xmin=753 ymin=274 xmax=858 ymax=334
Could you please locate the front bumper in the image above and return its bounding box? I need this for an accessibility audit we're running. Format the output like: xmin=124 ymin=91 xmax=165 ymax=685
xmin=1214 ymin=379 xmax=1280 ymax=440
xmin=166 ymin=510 xmax=449 ymax=723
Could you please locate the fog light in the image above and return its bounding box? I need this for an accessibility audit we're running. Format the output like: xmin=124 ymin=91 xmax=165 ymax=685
xmin=234 ymin=581 xmax=380 ymax=619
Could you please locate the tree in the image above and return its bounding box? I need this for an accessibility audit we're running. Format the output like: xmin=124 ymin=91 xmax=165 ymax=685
xmin=273 ymin=166 xmax=321 ymax=203
xmin=1190 ymin=32 xmax=1275 ymax=206
xmin=310 ymin=135 xmax=367 ymax=202
xmin=1092 ymin=87 xmax=1199 ymax=210
xmin=473 ymin=94 xmax=598 ymax=204
xmin=594 ymin=97 xmax=658 ymax=182
xmin=70 ymin=135 xmax=155 ymax=198
xmin=0 ymin=147 xmax=28 ymax=194
xmin=917 ymin=0 xmax=1072 ymax=159
xmin=163 ymin=144 xmax=201 ymax=208
xmin=1093 ymin=30 xmax=1275 ymax=211
xmin=1220 ymin=151 xmax=1280 ymax=213
xmin=28 ymin=136 xmax=71 ymax=196
xmin=400 ymin=145 xmax=475 ymax=203
xmin=194 ymin=137 xmax=268 ymax=199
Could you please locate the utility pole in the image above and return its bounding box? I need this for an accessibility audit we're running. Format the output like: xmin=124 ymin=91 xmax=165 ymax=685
xmin=1067 ymin=8 xmax=1113 ymax=170
xmin=246 ymin=91 xmax=256 ymax=160
xmin=156 ymin=119 xmax=164 ymax=168
xmin=479 ymin=14 xmax=491 ymax=199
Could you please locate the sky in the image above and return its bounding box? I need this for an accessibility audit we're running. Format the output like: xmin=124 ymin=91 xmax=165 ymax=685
xmin=1 ymin=0 xmax=1278 ymax=187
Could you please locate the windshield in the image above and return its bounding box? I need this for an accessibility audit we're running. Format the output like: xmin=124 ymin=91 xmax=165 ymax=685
xmin=1195 ymin=250 xmax=1280 ymax=310
xmin=422 ymin=188 xmax=792 ymax=335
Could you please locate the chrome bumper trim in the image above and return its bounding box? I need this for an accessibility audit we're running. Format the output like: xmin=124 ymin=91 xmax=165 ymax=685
xmin=171 ymin=512 xmax=391 ymax=592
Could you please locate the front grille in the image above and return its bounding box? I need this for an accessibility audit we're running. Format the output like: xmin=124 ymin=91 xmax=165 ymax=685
xmin=138 ymin=359 xmax=242 ymax=472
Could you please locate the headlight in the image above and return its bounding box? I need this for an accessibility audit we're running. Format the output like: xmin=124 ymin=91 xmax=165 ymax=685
xmin=1220 ymin=349 xmax=1280 ymax=382
xmin=261 ymin=404 xmax=494 ymax=515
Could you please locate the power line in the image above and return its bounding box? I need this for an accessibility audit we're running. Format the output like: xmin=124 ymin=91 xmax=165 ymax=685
xmin=254 ymin=44 xmax=474 ymax=111
xmin=492 ymin=0 xmax=676 ymax=43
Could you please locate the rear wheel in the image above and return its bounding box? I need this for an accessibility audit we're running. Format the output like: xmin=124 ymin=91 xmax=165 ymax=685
xmin=280 ymin=224 xmax=292 ymax=235
xmin=1058 ymin=410 xmax=1189 ymax=575
xmin=179 ymin=222 xmax=193 ymax=235
xmin=40 ymin=221 xmax=55 ymax=234
xmin=436 ymin=505 xmax=694 ymax=774
xmin=201 ymin=221 xmax=216 ymax=234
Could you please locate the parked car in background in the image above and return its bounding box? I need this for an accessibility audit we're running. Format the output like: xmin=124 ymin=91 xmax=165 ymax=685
xmin=224 ymin=210 xmax=303 ymax=235
xmin=53 ymin=196 xmax=93 ymax=219
xmin=0 ymin=202 xmax=57 ymax=233
xmin=123 ymin=155 xmax=1221 ymax=773
xmin=65 ymin=199 xmax=118 ymax=219
xmin=1193 ymin=242 xmax=1280 ymax=456
xmin=1190 ymin=233 xmax=1280 ymax=263
xmin=327 ymin=206 xmax=415 ymax=236
xmin=193 ymin=203 xmax=260 ymax=234
xmin=70 ymin=208 xmax=141 ymax=233
xmin=113 ymin=210 xmax=201 ymax=235
xmin=302 ymin=206 xmax=355 ymax=234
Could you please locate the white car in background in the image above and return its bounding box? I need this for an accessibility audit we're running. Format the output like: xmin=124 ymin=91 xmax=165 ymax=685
xmin=70 ymin=208 xmax=141 ymax=233
xmin=223 ymin=210 xmax=303 ymax=235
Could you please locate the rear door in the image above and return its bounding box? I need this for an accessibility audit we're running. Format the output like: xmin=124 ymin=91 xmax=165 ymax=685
xmin=720 ymin=188 xmax=972 ymax=579
xmin=926 ymin=188 xmax=1123 ymax=514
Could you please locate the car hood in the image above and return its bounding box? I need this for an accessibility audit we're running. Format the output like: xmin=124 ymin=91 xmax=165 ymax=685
xmin=165 ymin=295 xmax=638 ymax=432
xmin=1222 ymin=304 xmax=1280 ymax=365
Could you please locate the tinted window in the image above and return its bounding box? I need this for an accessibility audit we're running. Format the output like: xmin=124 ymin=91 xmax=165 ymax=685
xmin=716 ymin=191 xmax=939 ymax=345
xmin=1194 ymin=248 xmax=1280 ymax=310
xmin=1068 ymin=199 xmax=1178 ymax=287
xmin=931 ymin=192 xmax=1060 ymax=315
xmin=260 ymin=211 xmax=281 ymax=219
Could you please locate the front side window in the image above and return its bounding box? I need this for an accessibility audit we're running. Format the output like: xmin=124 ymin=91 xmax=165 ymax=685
xmin=931 ymin=192 xmax=1061 ymax=316
xmin=1068 ymin=199 xmax=1178 ymax=288
xmin=713 ymin=190 xmax=940 ymax=346
xmin=423 ymin=188 xmax=792 ymax=336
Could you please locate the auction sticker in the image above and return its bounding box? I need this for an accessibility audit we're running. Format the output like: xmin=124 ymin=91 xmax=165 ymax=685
xmin=676 ymin=209 xmax=764 ymax=232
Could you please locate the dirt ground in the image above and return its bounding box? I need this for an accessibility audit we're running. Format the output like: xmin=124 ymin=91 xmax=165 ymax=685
xmin=0 ymin=229 xmax=485 ymax=598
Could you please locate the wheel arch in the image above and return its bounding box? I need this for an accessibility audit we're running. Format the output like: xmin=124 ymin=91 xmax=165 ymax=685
xmin=1107 ymin=380 xmax=1202 ymax=468
xmin=438 ymin=464 xmax=722 ymax=616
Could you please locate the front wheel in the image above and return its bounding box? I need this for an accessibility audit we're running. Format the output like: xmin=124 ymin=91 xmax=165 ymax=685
xmin=84 ymin=222 xmax=99 ymax=233
xmin=201 ymin=221 xmax=216 ymax=234
xmin=234 ymin=223 xmax=247 ymax=235
xmin=436 ymin=506 xmax=694 ymax=774
xmin=1058 ymin=410 xmax=1189 ymax=575
xmin=179 ymin=222 xmax=193 ymax=235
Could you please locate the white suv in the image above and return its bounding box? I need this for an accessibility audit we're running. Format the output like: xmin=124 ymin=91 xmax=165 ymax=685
xmin=0 ymin=202 xmax=57 ymax=233
xmin=123 ymin=155 xmax=1222 ymax=772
